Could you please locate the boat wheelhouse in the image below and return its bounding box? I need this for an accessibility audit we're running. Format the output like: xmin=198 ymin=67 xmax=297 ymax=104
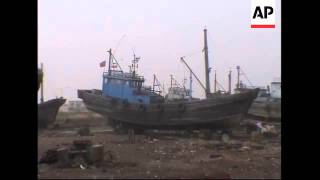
xmin=101 ymin=50 xmax=163 ymax=105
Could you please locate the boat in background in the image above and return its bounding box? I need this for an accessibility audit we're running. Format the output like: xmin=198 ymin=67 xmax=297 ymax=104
xmin=38 ymin=63 xmax=66 ymax=129
xmin=38 ymin=98 xmax=66 ymax=128
xmin=234 ymin=73 xmax=281 ymax=121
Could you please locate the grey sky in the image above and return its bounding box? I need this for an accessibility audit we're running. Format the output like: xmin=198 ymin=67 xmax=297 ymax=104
xmin=38 ymin=0 xmax=281 ymax=101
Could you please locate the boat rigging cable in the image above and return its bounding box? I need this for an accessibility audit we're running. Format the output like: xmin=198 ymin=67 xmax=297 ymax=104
xmin=113 ymin=34 xmax=126 ymax=57
xmin=153 ymin=74 xmax=164 ymax=95
xmin=180 ymin=57 xmax=207 ymax=92
xmin=182 ymin=49 xmax=203 ymax=58
xmin=215 ymin=78 xmax=226 ymax=91
xmin=110 ymin=53 xmax=123 ymax=73
xmin=207 ymin=31 xmax=229 ymax=91
xmin=240 ymin=68 xmax=254 ymax=87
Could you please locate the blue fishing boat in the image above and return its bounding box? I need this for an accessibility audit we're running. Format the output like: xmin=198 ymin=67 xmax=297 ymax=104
xmin=78 ymin=29 xmax=259 ymax=133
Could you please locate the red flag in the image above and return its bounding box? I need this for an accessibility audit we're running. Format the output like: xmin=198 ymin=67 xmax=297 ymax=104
xmin=100 ymin=61 xmax=106 ymax=67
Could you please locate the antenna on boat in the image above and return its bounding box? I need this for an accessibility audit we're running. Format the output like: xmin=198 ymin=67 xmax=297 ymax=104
xmin=40 ymin=63 xmax=44 ymax=103
xmin=131 ymin=51 xmax=140 ymax=77
xmin=213 ymin=70 xmax=226 ymax=92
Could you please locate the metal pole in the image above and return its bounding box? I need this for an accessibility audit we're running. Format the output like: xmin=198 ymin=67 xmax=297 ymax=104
xmin=189 ymin=70 xmax=192 ymax=99
xmin=153 ymin=74 xmax=156 ymax=92
xmin=108 ymin=49 xmax=112 ymax=75
xmin=214 ymin=70 xmax=217 ymax=93
xmin=40 ymin=63 xmax=44 ymax=103
xmin=203 ymin=28 xmax=211 ymax=97
xmin=162 ymin=82 xmax=165 ymax=96
xmin=228 ymin=70 xmax=232 ymax=94
xmin=237 ymin=66 xmax=240 ymax=89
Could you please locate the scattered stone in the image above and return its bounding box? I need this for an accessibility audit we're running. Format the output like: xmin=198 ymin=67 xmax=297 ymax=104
xmin=39 ymin=139 xmax=109 ymax=168
xmin=221 ymin=133 xmax=230 ymax=143
xmin=209 ymin=154 xmax=222 ymax=159
xmin=39 ymin=148 xmax=59 ymax=164
xmin=73 ymin=139 xmax=92 ymax=150
xmin=250 ymin=131 xmax=262 ymax=141
xmin=251 ymin=144 xmax=264 ymax=150
xmin=89 ymin=144 xmax=104 ymax=166
xmin=240 ymin=146 xmax=251 ymax=151
xmin=56 ymin=147 xmax=70 ymax=168
xmin=78 ymin=126 xmax=91 ymax=136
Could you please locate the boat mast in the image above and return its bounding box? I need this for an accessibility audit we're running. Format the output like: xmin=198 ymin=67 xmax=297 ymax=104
xmin=214 ymin=70 xmax=217 ymax=93
xmin=40 ymin=63 xmax=44 ymax=103
xmin=162 ymin=82 xmax=165 ymax=96
xmin=203 ymin=28 xmax=211 ymax=97
xmin=108 ymin=49 xmax=112 ymax=75
xmin=236 ymin=66 xmax=240 ymax=89
xmin=189 ymin=70 xmax=192 ymax=99
xmin=152 ymin=74 xmax=156 ymax=92
xmin=131 ymin=53 xmax=140 ymax=77
xmin=228 ymin=70 xmax=232 ymax=94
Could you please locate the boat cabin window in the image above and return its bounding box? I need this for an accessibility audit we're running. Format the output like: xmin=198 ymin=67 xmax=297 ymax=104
xmin=107 ymin=79 xmax=124 ymax=85
xmin=129 ymin=80 xmax=142 ymax=88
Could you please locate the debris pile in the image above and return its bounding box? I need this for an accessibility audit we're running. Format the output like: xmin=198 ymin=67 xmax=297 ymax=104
xmin=246 ymin=121 xmax=279 ymax=138
xmin=39 ymin=140 xmax=110 ymax=168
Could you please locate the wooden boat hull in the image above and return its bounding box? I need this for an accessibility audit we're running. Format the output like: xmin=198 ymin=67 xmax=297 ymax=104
xmin=38 ymin=98 xmax=66 ymax=129
xmin=78 ymin=89 xmax=259 ymax=131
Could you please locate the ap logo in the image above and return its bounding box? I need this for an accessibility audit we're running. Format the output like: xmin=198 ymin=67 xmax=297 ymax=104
xmin=251 ymin=0 xmax=275 ymax=28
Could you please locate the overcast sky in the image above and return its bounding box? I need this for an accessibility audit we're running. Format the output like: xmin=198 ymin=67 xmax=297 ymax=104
xmin=38 ymin=0 xmax=281 ymax=101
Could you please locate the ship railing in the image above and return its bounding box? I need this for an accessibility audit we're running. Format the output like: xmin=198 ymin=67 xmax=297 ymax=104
xmin=104 ymin=71 xmax=144 ymax=81
xmin=241 ymin=85 xmax=265 ymax=90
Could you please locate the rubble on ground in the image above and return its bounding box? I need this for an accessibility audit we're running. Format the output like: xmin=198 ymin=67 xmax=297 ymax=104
xmin=38 ymin=117 xmax=281 ymax=179
xmin=39 ymin=139 xmax=109 ymax=169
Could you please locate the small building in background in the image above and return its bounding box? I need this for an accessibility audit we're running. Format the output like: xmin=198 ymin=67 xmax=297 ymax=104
xmin=270 ymin=77 xmax=281 ymax=99
xmin=270 ymin=81 xmax=281 ymax=99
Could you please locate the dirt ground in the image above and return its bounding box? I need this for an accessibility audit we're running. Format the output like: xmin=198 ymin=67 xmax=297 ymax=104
xmin=38 ymin=113 xmax=281 ymax=179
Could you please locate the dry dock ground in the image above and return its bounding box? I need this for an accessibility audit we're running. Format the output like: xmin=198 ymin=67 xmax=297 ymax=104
xmin=38 ymin=112 xmax=281 ymax=179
